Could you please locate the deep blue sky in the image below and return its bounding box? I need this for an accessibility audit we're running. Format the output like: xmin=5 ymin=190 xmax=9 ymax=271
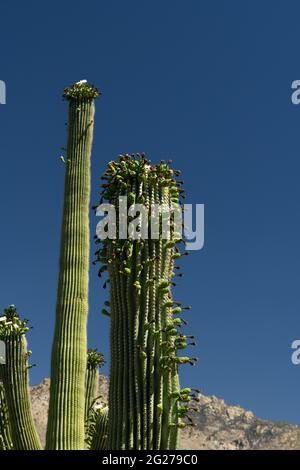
xmin=1 ymin=0 xmax=300 ymax=426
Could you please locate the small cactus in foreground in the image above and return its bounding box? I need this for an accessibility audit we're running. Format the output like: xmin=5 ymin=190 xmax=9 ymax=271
xmin=0 ymin=306 xmax=41 ymax=450
xmin=95 ymin=154 xmax=196 ymax=450
xmin=84 ymin=350 xmax=106 ymax=448
xmin=88 ymin=406 xmax=109 ymax=450
xmin=85 ymin=349 xmax=105 ymax=423
xmin=0 ymin=382 xmax=13 ymax=450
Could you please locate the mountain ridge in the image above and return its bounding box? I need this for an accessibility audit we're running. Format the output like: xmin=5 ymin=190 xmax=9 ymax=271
xmin=30 ymin=377 xmax=300 ymax=450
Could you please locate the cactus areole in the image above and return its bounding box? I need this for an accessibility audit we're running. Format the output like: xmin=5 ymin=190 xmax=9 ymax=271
xmin=46 ymin=82 xmax=99 ymax=450
xmin=95 ymin=155 xmax=196 ymax=450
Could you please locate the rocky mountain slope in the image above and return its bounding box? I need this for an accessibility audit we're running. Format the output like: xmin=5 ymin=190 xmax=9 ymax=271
xmin=30 ymin=377 xmax=300 ymax=450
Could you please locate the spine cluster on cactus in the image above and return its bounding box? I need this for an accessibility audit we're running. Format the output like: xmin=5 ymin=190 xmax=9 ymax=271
xmin=95 ymin=154 xmax=196 ymax=450
xmin=0 ymin=306 xmax=41 ymax=450
xmin=46 ymin=81 xmax=100 ymax=450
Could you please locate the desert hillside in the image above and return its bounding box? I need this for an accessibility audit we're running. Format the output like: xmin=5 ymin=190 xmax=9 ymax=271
xmin=30 ymin=377 xmax=300 ymax=450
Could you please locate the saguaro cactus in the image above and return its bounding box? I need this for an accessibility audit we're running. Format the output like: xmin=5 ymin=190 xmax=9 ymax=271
xmin=85 ymin=349 xmax=105 ymax=423
xmin=95 ymin=154 xmax=196 ymax=450
xmin=89 ymin=406 xmax=108 ymax=450
xmin=0 ymin=382 xmax=13 ymax=450
xmin=0 ymin=306 xmax=41 ymax=450
xmin=46 ymin=81 xmax=100 ymax=450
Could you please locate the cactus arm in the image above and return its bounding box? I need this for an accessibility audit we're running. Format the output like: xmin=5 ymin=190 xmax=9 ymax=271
xmin=46 ymin=82 xmax=99 ymax=450
xmin=84 ymin=350 xmax=104 ymax=448
xmin=108 ymin=262 xmax=118 ymax=450
xmin=147 ymin=184 xmax=157 ymax=449
xmin=0 ymin=382 xmax=13 ymax=450
xmin=126 ymin=238 xmax=135 ymax=449
xmin=140 ymin=177 xmax=150 ymax=449
xmin=0 ymin=307 xmax=41 ymax=450
xmin=90 ymin=407 xmax=108 ymax=450
xmin=154 ymin=183 xmax=165 ymax=450
xmin=85 ymin=367 xmax=99 ymax=423
xmin=85 ymin=350 xmax=104 ymax=423
xmin=120 ymin=258 xmax=130 ymax=449
xmin=120 ymin=256 xmax=129 ymax=449
xmin=133 ymin=249 xmax=142 ymax=449
xmin=140 ymin=240 xmax=149 ymax=450
xmin=116 ymin=268 xmax=125 ymax=448
xmin=160 ymin=186 xmax=174 ymax=449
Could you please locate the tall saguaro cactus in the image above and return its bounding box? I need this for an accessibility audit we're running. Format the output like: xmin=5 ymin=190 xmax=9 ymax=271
xmin=0 ymin=306 xmax=41 ymax=450
xmin=46 ymin=81 xmax=100 ymax=450
xmin=96 ymin=155 xmax=196 ymax=450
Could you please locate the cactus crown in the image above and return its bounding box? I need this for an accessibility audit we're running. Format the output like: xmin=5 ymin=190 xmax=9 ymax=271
xmin=96 ymin=153 xmax=184 ymax=281
xmin=0 ymin=306 xmax=29 ymax=337
xmin=63 ymin=80 xmax=100 ymax=101
xmin=87 ymin=349 xmax=105 ymax=369
xmin=101 ymin=153 xmax=180 ymax=201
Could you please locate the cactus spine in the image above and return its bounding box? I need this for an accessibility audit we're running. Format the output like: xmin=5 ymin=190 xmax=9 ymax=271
xmin=46 ymin=82 xmax=100 ymax=450
xmin=0 ymin=306 xmax=41 ymax=450
xmin=96 ymin=154 xmax=196 ymax=450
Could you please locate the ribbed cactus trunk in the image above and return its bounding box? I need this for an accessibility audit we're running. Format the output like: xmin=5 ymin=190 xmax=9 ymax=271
xmin=90 ymin=407 xmax=108 ymax=450
xmin=85 ymin=350 xmax=104 ymax=422
xmin=96 ymin=155 xmax=196 ymax=450
xmin=0 ymin=383 xmax=13 ymax=450
xmin=46 ymin=82 xmax=99 ymax=450
xmin=0 ymin=308 xmax=41 ymax=450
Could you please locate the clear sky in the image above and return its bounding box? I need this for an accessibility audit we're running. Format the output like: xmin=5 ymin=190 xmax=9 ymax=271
xmin=0 ymin=0 xmax=300 ymax=426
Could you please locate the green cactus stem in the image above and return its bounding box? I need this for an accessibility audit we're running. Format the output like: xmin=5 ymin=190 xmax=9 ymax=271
xmin=95 ymin=155 xmax=196 ymax=450
xmin=89 ymin=406 xmax=108 ymax=450
xmin=0 ymin=306 xmax=41 ymax=450
xmin=0 ymin=382 xmax=13 ymax=450
xmin=46 ymin=81 xmax=100 ymax=450
xmin=85 ymin=349 xmax=105 ymax=423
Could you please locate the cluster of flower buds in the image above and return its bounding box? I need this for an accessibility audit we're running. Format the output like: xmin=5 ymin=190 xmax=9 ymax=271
xmin=63 ymin=80 xmax=100 ymax=101
xmin=0 ymin=305 xmax=30 ymax=337
xmin=87 ymin=349 xmax=105 ymax=369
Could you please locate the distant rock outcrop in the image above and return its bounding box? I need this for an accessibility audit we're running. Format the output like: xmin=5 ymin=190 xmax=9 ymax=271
xmin=30 ymin=377 xmax=300 ymax=450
